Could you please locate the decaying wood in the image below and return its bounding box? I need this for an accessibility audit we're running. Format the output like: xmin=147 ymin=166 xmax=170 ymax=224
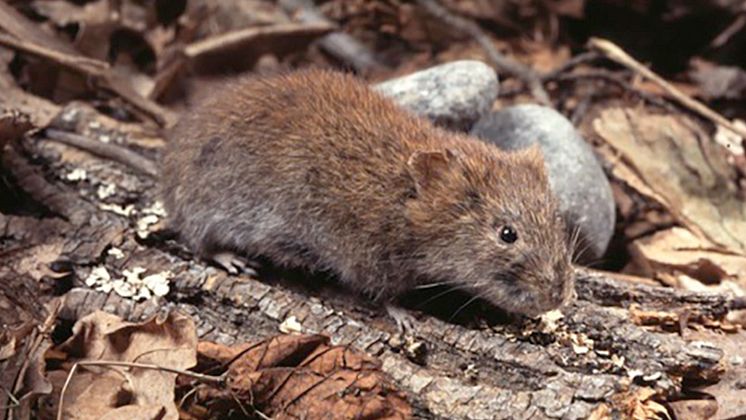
xmin=54 ymin=259 xmax=733 ymax=419
xmin=3 ymin=126 xmax=743 ymax=419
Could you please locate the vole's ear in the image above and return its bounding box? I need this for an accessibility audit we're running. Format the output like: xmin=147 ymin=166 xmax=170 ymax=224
xmin=407 ymin=149 xmax=455 ymax=193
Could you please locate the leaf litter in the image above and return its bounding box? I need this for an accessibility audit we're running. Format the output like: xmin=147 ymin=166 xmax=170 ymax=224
xmin=40 ymin=311 xmax=409 ymax=419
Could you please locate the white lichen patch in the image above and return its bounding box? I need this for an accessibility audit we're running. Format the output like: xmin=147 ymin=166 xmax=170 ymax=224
xmin=85 ymin=266 xmax=111 ymax=287
xmin=142 ymin=271 xmax=172 ymax=297
xmin=107 ymin=247 xmax=125 ymax=259
xmin=136 ymin=214 xmax=160 ymax=238
xmin=85 ymin=265 xmax=172 ymax=300
xmin=65 ymin=168 xmax=88 ymax=181
xmin=279 ymin=315 xmax=303 ymax=334
xmin=135 ymin=201 xmax=167 ymax=239
xmin=99 ymin=203 xmax=134 ymax=216
xmin=97 ymin=183 xmax=116 ymax=199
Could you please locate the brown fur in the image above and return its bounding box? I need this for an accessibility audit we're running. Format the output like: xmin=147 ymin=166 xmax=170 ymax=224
xmin=162 ymin=69 xmax=574 ymax=317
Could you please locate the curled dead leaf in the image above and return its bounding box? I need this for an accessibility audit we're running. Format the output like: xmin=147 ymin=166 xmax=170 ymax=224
xmin=188 ymin=334 xmax=411 ymax=419
xmin=46 ymin=310 xmax=197 ymax=420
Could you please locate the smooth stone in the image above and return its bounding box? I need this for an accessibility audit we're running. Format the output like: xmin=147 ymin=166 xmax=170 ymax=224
xmin=375 ymin=60 xmax=498 ymax=131
xmin=470 ymin=105 xmax=615 ymax=261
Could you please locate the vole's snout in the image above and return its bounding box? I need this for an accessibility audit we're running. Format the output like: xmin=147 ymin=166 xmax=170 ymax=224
xmin=524 ymin=260 xmax=574 ymax=316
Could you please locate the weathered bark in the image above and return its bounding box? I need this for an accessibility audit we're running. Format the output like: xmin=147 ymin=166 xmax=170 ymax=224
xmin=2 ymin=118 xmax=745 ymax=419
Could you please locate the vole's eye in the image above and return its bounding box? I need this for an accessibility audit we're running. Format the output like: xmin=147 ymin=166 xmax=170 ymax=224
xmin=499 ymin=226 xmax=518 ymax=243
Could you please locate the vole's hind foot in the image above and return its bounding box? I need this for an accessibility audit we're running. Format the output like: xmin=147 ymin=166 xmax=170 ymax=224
xmin=386 ymin=304 xmax=418 ymax=337
xmin=210 ymin=251 xmax=259 ymax=276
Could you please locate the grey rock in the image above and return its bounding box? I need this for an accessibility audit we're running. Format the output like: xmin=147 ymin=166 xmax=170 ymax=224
xmin=375 ymin=60 xmax=498 ymax=131
xmin=470 ymin=105 xmax=615 ymax=261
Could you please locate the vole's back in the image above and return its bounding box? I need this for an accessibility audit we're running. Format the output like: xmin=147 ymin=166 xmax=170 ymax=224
xmin=163 ymin=70 xmax=448 ymax=297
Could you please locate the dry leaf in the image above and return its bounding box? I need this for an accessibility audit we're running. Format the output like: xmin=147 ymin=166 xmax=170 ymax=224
xmin=629 ymin=227 xmax=746 ymax=292
xmin=47 ymin=311 xmax=197 ymax=420
xmin=593 ymin=108 xmax=746 ymax=287
xmin=609 ymin=388 xmax=670 ymax=420
xmin=189 ymin=334 xmax=411 ymax=419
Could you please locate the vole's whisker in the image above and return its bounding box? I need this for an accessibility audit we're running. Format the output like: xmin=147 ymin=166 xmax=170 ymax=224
xmin=448 ymin=292 xmax=485 ymax=322
xmin=414 ymin=281 xmax=462 ymax=289
xmin=414 ymin=286 xmax=464 ymax=309
xmin=572 ymin=237 xmax=595 ymax=264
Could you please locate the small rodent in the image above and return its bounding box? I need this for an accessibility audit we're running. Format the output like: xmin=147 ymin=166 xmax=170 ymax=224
xmin=161 ymin=69 xmax=574 ymax=318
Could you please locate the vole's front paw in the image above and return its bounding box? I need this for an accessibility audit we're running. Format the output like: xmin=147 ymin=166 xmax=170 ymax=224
xmin=209 ymin=251 xmax=259 ymax=276
xmin=386 ymin=304 xmax=418 ymax=337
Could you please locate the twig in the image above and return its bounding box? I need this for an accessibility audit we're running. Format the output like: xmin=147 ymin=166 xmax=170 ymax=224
xmin=184 ymin=22 xmax=333 ymax=59
xmin=0 ymin=32 xmax=109 ymax=74
xmin=710 ymin=13 xmax=746 ymax=49
xmin=279 ymin=0 xmax=384 ymax=73
xmin=0 ymin=385 xmax=20 ymax=410
xmin=43 ymin=129 xmax=158 ymax=177
xmin=57 ymin=360 xmax=226 ymax=420
xmin=6 ymin=300 xmax=61 ymax=417
xmin=541 ymin=51 xmax=601 ymax=81
xmin=552 ymin=70 xmax=676 ymax=112
xmin=588 ymin=37 xmax=746 ymax=139
xmin=415 ymin=0 xmax=551 ymax=106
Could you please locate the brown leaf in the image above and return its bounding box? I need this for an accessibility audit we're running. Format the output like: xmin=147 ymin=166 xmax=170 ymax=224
xmin=199 ymin=333 xmax=329 ymax=372
xmin=593 ymin=108 xmax=746 ymax=284
xmin=48 ymin=311 xmax=197 ymax=420
xmin=0 ymin=2 xmax=174 ymax=126
xmin=191 ymin=334 xmax=411 ymax=419
xmin=608 ymin=388 xmax=670 ymax=420
xmin=0 ymin=295 xmax=57 ymax=417
xmin=628 ymin=227 xmax=746 ymax=292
